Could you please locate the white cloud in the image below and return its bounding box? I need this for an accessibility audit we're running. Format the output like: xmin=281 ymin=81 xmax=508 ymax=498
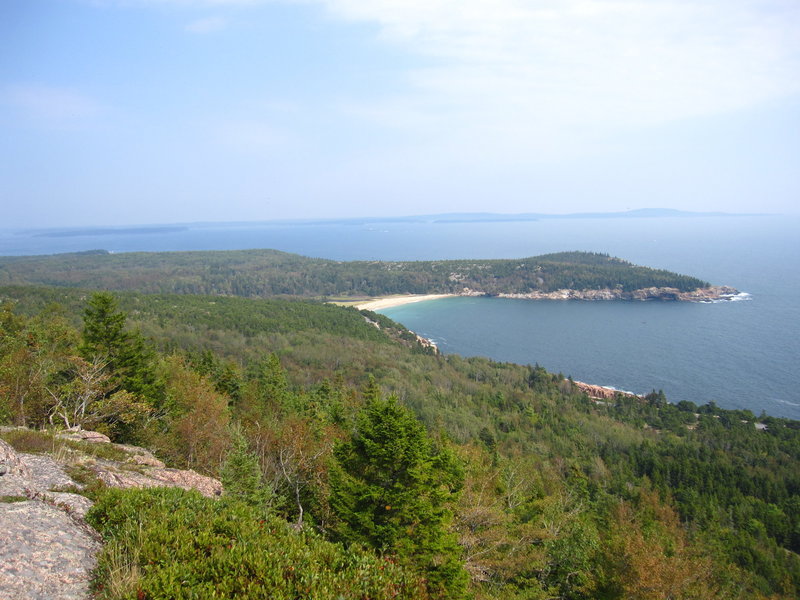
xmin=81 ymin=0 xmax=800 ymax=160
xmin=317 ymin=0 xmax=800 ymax=130
xmin=185 ymin=16 xmax=227 ymax=32
xmin=281 ymin=0 xmax=799 ymax=176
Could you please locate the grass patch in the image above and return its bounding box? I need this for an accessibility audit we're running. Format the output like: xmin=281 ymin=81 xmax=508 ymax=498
xmin=1 ymin=427 xmax=139 ymax=463
xmin=62 ymin=438 xmax=130 ymax=462
xmin=1 ymin=428 xmax=56 ymax=453
xmin=0 ymin=495 xmax=28 ymax=503
xmin=63 ymin=464 xmax=106 ymax=499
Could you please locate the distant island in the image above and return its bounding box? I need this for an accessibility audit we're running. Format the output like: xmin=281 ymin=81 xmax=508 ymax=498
xmin=11 ymin=208 xmax=769 ymax=239
xmin=0 ymin=249 xmax=738 ymax=302
xmin=426 ymin=207 xmax=767 ymax=223
xmin=29 ymin=225 xmax=189 ymax=238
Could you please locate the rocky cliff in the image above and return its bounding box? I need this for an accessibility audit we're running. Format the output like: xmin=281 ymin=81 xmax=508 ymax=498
xmin=573 ymin=381 xmax=641 ymax=401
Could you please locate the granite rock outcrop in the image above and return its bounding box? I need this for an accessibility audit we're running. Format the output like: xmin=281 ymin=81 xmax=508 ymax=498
xmin=485 ymin=285 xmax=740 ymax=302
xmin=0 ymin=428 xmax=224 ymax=600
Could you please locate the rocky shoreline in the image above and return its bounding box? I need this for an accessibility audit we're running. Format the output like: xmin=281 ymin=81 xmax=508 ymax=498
xmin=573 ymin=381 xmax=641 ymax=401
xmin=343 ymin=285 xmax=743 ymax=314
xmin=463 ymin=285 xmax=741 ymax=302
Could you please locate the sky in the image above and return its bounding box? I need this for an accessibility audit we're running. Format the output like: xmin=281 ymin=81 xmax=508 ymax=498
xmin=1 ymin=0 xmax=799 ymax=228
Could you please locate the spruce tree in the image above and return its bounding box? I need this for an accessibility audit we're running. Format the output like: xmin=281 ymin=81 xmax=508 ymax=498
xmin=221 ymin=426 xmax=271 ymax=510
xmin=330 ymin=395 xmax=468 ymax=599
xmin=80 ymin=292 xmax=161 ymax=404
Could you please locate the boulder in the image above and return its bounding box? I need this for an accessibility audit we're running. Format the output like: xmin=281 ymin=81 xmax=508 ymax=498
xmin=56 ymin=429 xmax=111 ymax=444
xmin=0 ymin=438 xmax=29 ymax=479
xmin=114 ymin=443 xmax=166 ymax=468
xmin=91 ymin=463 xmax=222 ymax=498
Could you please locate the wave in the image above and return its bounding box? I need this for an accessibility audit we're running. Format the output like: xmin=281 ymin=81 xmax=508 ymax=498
xmin=700 ymin=291 xmax=752 ymax=304
xmin=600 ymin=385 xmax=641 ymax=396
xmin=775 ymin=398 xmax=800 ymax=408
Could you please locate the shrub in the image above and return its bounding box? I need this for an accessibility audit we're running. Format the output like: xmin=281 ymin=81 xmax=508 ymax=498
xmin=87 ymin=487 xmax=428 ymax=600
xmin=0 ymin=428 xmax=55 ymax=453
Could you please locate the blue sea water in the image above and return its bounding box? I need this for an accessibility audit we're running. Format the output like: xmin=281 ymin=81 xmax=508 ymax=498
xmin=2 ymin=215 xmax=798 ymax=419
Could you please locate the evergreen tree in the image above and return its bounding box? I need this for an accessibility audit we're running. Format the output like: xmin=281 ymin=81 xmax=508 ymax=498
xmin=221 ymin=425 xmax=271 ymax=509
xmin=330 ymin=395 xmax=468 ymax=599
xmin=80 ymin=292 xmax=127 ymax=359
xmin=80 ymin=292 xmax=161 ymax=405
xmin=251 ymin=352 xmax=294 ymax=412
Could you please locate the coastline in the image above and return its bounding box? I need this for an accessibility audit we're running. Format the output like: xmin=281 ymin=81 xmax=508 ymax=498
xmin=332 ymin=284 xmax=743 ymax=313
xmin=491 ymin=284 xmax=741 ymax=302
xmin=351 ymin=294 xmax=456 ymax=311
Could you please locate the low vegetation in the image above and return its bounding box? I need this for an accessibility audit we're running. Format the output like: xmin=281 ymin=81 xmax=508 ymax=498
xmin=1 ymin=285 xmax=798 ymax=599
xmin=87 ymin=488 xmax=427 ymax=600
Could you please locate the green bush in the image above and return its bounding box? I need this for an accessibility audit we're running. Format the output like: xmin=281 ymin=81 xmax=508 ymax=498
xmin=87 ymin=487 xmax=428 ymax=600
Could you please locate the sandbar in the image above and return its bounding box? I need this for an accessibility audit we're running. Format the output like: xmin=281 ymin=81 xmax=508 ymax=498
xmin=352 ymin=294 xmax=455 ymax=311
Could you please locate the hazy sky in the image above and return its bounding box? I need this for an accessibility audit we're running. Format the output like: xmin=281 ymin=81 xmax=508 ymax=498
xmin=2 ymin=0 xmax=798 ymax=227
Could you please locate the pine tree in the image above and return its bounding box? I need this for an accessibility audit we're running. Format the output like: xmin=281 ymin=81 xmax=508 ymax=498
xmin=330 ymin=395 xmax=468 ymax=599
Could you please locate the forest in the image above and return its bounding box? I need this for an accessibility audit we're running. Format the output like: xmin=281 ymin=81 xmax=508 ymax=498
xmin=0 ymin=250 xmax=710 ymax=298
xmin=1 ymin=283 xmax=798 ymax=599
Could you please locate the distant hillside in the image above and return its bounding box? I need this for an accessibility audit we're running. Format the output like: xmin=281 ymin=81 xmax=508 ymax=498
xmin=0 ymin=249 xmax=711 ymax=298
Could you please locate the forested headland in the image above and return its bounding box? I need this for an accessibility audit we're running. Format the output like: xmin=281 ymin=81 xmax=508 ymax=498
xmin=0 ymin=249 xmax=715 ymax=298
xmin=1 ymin=282 xmax=797 ymax=599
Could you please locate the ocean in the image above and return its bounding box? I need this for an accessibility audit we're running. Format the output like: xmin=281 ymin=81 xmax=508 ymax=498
xmin=2 ymin=215 xmax=798 ymax=419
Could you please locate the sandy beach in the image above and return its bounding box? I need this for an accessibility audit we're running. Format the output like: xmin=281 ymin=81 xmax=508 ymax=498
xmin=352 ymin=294 xmax=456 ymax=311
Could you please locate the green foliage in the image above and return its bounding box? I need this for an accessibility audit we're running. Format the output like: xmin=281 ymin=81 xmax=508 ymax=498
xmin=220 ymin=426 xmax=272 ymax=509
xmin=2 ymin=285 xmax=799 ymax=598
xmin=330 ymin=395 xmax=469 ymax=599
xmin=0 ymin=249 xmax=710 ymax=298
xmin=0 ymin=300 xmax=76 ymax=426
xmin=149 ymin=356 xmax=231 ymax=475
xmin=80 ymin=292 xmax=162 ymax=404
xmin=80 ymin=292 xmax=127 ymax=359
xmin=86 ymin=487 xmax=428 ymax=600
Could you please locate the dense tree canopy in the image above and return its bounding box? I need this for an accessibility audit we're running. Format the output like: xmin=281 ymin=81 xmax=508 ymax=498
xmin=1 ymin=285 xmax=798 ymax=599
xmin=0 ymin=249 xmax=710 ymax=298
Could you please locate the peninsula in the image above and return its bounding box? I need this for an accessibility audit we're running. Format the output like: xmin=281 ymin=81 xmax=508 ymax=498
xmin=0 ymin=249 xmax=738 ymax=302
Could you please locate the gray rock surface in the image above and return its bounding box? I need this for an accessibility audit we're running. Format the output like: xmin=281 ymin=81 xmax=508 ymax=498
xmin=0 ymin=438 xmax=29 ymax=479
xmin=57 ymin=429 xmax=111 ymax=444
xmin=45 ymin=492 xmax=96 ymax=519
xmin=23 ymin=454 xmax=79 ymax=491
xmin=114 ymin=443 xmax=166 ymax=467
xmin=0 ymin=429 xmax=225 ymax=599
xmin=0 ymin=501 xmax=101 ymax=600
xmin=91 ymin=461 xmax=223 ymax=497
